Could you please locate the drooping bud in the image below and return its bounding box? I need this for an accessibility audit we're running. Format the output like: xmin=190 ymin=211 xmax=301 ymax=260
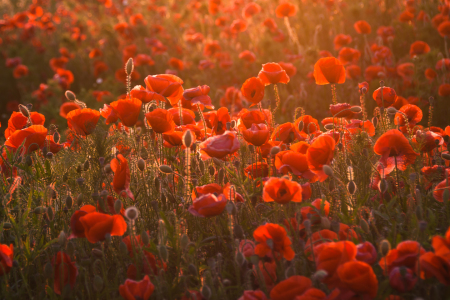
xmin=386 ymin=107 xmax=398 ymax=115
xmin=323 ymin=165 xmax=333 ymax=177
xmin=350 ymin=106 xmax=362 ymax=113
xmin=270 ymin=146 xmax=280 ymax=156
xmin=114 ymin=199 xmax=123 ymax=214
xmin=93 ymin=275 xmax=103 ymax=292
xmin=159 ymin=165 xmax=174 ymax=174
xmin=378 ymin=179 xmax=388 ymax=193
xmin=141 ymin=230 xmax=150 ymax=246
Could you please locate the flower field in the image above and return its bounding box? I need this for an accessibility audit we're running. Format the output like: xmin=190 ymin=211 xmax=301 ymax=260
xmin=2 ymin=0 xmax=450 ymax=299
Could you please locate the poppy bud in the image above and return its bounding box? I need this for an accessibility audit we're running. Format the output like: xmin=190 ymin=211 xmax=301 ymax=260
xmin=429 ymin=96 xmax=434 ymax=106
xmin=125 ymin=58 xmax=134 ymax=75
xmin=321 ymin=217 xmax=331 ymax=229
xmin=83 ymin=160 xmax=90 ymax=171
xmin=379 ymin=239 xmax=391 ymax=257
xmin=159 ymin=164 xmax=173 ymax=174
xmin=112 ymin=199 xmax=122 ymax=215
xmin=65 ymin=195 xmax=73 ymax=209
xmin=58 ymin=231 xmax=66 ymax=246
xmin=235 ymin=249 xmax=245 ymax=265
xmin=324 ymin=124 xmax=334 ymax=130
xmin=141 ymin=230 xmax=150 ymax=246
xmin=199 ymin=159 xmax=205 ymax=173
xmin=360 ymin=219 xmax=370 ymax=233
xmin=303 ymin=219 xmax=312 ymax=234
xmin=415 ymin=205 xmax=423 ymax=220
xmin=323 ymin=165 xmax=333 ymax=177
xmin=212 ymin=157 xmax=223 ymax=167
xmin=188 ymin=264 xmax=198 ymax=276
xmin=270 ymin=146 xmax=280 ymax=156
xmin=226 ymin=122 xmax=231 ymax=130
xmin=442 ymin=153 xmax=450 ymax=160
xmin=53 ymin=131 xmax=60 ymax=144
xmin=297 ymin=120 xmax=304 ymax=132
xmin=65 ymin=90 xmax=77 ymax=101
xmin=218 ymin=169 xmax=225 ymax=184
xmin=104 ymin=164 xmax=112 ymax=173
xmin=47 ymin=206 xmax=54 ymax=221
xmin=125 ymin=206 xmax=139 ymax=221
xmin=77 ymin=194 xmax=83 ymax=207
xmin=137 ymin=158 xmax=146 ymax=171
xmin=372 ymin=117 xmax=378 ymax=128
xmin=386 ymin=107 xmax=398 ymax=115
xmin=378 ymin=179 xmax=388 ymax=193
xmin=25 ymin=155 xmax=32 ymax=166
xmin=347 ymin=180 xmax=357 ymax=195
xmin=209 ymin=165 xmax=216 ymax=176
xmin=158 ymin=219 xmax=167 ymax=243
xmin=201 ymin=285 xmax=212 ymax=300
xmin=350 ymin=106 xmax=362 ymax=113
xmin=44 ymin=262 xmax=53 ymax=279
xmin=180 ymin=234 xmax=189 ymax=249
xmin=19 ymin=104 xmax=30 ymax=118
xmin=93 ymin=275 xmax=103 ymax=292
xmin=182 ymin=129 xmax=194 ymax=148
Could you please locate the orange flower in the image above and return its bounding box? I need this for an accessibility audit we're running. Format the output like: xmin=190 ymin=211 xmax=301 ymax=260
xmin=209 ymin=107 xmax=231 ymax=136
xmin=425 ymin=68 xmax=437 ymax=81
xmin=168 ymin=108 xmax=196 ymax=126
xmin=79 ymin=212 xmax=127 ymax=243
xmin=100 ymin=104 xmax=119 ymax=125
xmin=304 ymin=230 xmax=338 ymax=257
xmin=372 ymin=87 xmax=397 ymax=107
xmin=271 ymin=122 xmax=302 ymax=143
xmin=253 ymin=261 xmax=277 ymax=290
xmin=417 ymin=252 xmax=450 ymax=285
xmin=241 ymin=77 xmax=265 ymax=106
xmin=67 ymin=108 xmax=100 ymax=136
xmin=300 ymin=198 xmax=330 ymax=221
xmin=69 ymin=205 xmax=97 ymax=239
xmin=192 ymin=183 xmax=244 ymax=202
xmin=346 ymin=119 xmax=375 ymax=137
xmin=5 ymin=125 xmax=47 ymax=154
xmin=270 ymin=276 xmax=312 ymax=300
xmin=290 ymin=141 xmax=310 ymax=154
xmin=333 ymin=34 xmax=352 ymax=50
xmin=438 ymin=83 xmax=450 ymax=96
xmin=238 ymin=108 xmax=271 ymax=129
xmin=278 ymin=62 xmax=297 ymax=77
xmin=51 ymin=252 xmax=78 ymax=295
xmin=275 ymin=3 xmax=297 ymax=18
xmin=168 ymin=57 xmax=184 ymax=70
xmin=373 ymin=129 xmax=419 ymax=174
xmin=338 ymin=47 xmax=361 ymax=65
xmin=274 ymin=150 xmax=317 ymax=181
xmin=314 ymin=241 xmax=357 ymax=288
xmin=13 ymin=64 xmax=29 ymax=78
xmin=4 ymin=111 xmax=45 ymax=138
xmin=0 ymin=243 xmax=13 ymax=276
xmin=254 ymin=223 xmax=295 ymax=261
xmin=394 ymin=104 xmax=422 ymax=126
xmin=145 ymin=108 xmax=176 ymax=134
xmin=313 ymin=57 xmax=346 ymax=85
xmin=258 ymin=63 xmax=290 ymax=85
xmin=294 ymin=115 xmax=320 ymax=138
xmin=354 ymin=20 xmax=371 ymax=34
xmin=119 ymin=275 xmax=155 ymax=300
xmin=438 ymin=20 xmax=450 ymax=37
xmin=378 ymin=241 xmax=425 ymax=275
xmin=60 ymin=102 xmax=81 ymax=119
xmin=306 ymin=135 xmax=336 ymax=182
xmin=409 ymin=41 xmax=431 ymax=57
xmin=182 ymin=85 xmax=213 ymax=111
xmin=239 ymin=50 xmax=256 ymax=63
xmin=109 ymin=98 xmax=142 ymax=127
xmin=199 ymin=131 xmax=240 ymax=160
xmin=364 ymin=65 xmax=386 ymax=82
xmin=188 ymin=193 xmax=227 ymax=217
xmin=337 ymin=261 xmax=378 ymax=298
xmin=244 ymin=162 xmax=269 ymax=179
xmin=262 ymin=177 xmax=302 ymax=204
xmin=294 ymin=288 xmax=327 ymax=300
xmin=330 ymin=103 xmax=360 ymax=120
xmin=143 ymin=74 xmax=184 ymax=106
xmin=243 ymin=123 xmax=270 ymax=146
xmin=242 ymin=2 xmax=261 ymax=18
xmin=238 ymin=290 xmax=267 ymax=300
xmin=346 ymin=64 xmax=361 ymax=80
xmin=433 ymin=178 xmax=450 ymax=202
xmin=111 ymin=154 xmax=134 ymax=200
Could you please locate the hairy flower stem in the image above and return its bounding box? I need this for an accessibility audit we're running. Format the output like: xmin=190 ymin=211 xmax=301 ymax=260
xmin=184 ymin=146 xmax=191 ymax=203
xmin=178 ymin=100 xmax=183 ymax=126
xmin=331 ymin=84 xmax=337 ymax=105
xmin=284 ymin=17 xmax=301 ymax=53
xmin=197 ymin=104 xmax=207 ymax=137
xmin=359 ymin=94 xmax=367 ymax=121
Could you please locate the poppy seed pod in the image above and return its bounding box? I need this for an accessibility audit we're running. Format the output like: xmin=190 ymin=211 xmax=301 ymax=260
xmin=379 ymin=239 xmax=391 ymax=257
xmin=350 ymin=106 xmax=362 ymax=113
xmin=19 ymin=104 xmax=30 ymax=118
xmin=372 ymin=116 xmax=378 ymax=128
xmin=159 ymin=164 xmax=173 ymax=174
xmin=104 ymin=164 xmax=112 ymax=173
xmin=125 ymin=57 xmax=134 ymax=75
xmin=76 ymin=194 xmax=83 ymax=206
xmin=58 ymin=231 xmax=66 ymax=246
xmin=347 ymin=180 xmax=357 ymax=195
xmin=270 ymin=146 xmax=280 ymax=156
xmin=114 ymin=199 xmax=123 ymax=214
xmin=360 ymin=218 xmax=370 ymax=233
xmin=65 ymin=195 xmax=73 ymax=209
xmin=312 ymin=270 xmax=328 ymax=281
xmin=182 ymin=129 xmax=194 ymax=148
xmin=137 ymin=158 xmax=146 ymax=171
xmin=26 ymin=103 xmax=33 ymax=111
xmin=65 ymin=90 xmax=77 ymax=101
xmin=323 ymin=165 xmax=333 ymax=177
xmin=442 ymin=153 xmax=450 ymax=160
xmin=125 ymin=206 xmax=139 ymax=221
xmin=77 ymin=178 xmax=84 ymax=186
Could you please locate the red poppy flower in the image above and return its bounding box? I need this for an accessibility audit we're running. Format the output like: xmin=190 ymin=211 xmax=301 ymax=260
xmin=373 ymin=129 xmax=419 ymax=174
xmin=111 ymin=154 xmax=134 ymax=200
xmin=13 ymin=64 xmax=29 ymax=78
xmin=346 ymin=64 xmax=361 ymax=80
xmin=67 ymin=108 xmax=100 ymax=136
xmin=306 ymin=135 xmax=336 ymax=182
xmin=258 ymin=63 xmax=290 ymax=85
xmin=238 ymin=290 xmax=267 ymax=300
xmin=51 ymin=252 xmax=78 ymax=295
xmin=338 ymin=48 xmax=361 ymax=65
xmin=372 ymin=87 xmax=397 ymax=107
xmin=439 ymin=83 xmax=450 ymax=96
xmin=438 ymin=20 xmax=450 ymax=37
xmin=241 ymin=77 xmax=265 ymax=106
xmin=126 ymin=251 xmax=167 ymax=279
xmin=4 ymin=111 xmax=45 ymax=138
xmin=69 ymin=205 xmax=97 ymax=239
xmin=134 ymin=54 xmax=154 ymax=66
xmin=188 ymin=193 xmax=227 ymax=217
xmin=254 ymin=223 xmax=295 ymax=261
xmin=242 ymin=2 xmax=261 ymax=18
xmin=433 ymin=178 xmax=450 ymax=202
xmin=409 ymin=41 xmax=431 ymax=57
xmin=270 ymin=276 xmax=312 ymax=300
xmin=314 ymin=241 xmax=357 ymax=288
xmin=239 ymin=50 xmax=256 ymax=63
xmin=220 ymin=87 xmax=243 ymax=112
xmin=243 ymin=123 xmax=270 ymax=146
xmin=330 ymin=103 xmax=360 ymax=120
xmin=337 ymin=261 xmax=378 ymax=298
xmin=294 ymin=115 xmax=320 ymax=138
xmin=364 ymin=65 xmax=386 ymax=82
xmin=294 ymin=288 xmax=327 ymax=300
xmin=275 ymin=150 xmax=317 ymax=181
xmin=145 ymin=108 xmax=176 ymax=134
xmin=60 ymin=102 xmax=81 ymax=119
xmin=394 ymin=104 xmax=422 ymax=126
xmin=109 ymin=98 xmax=142 ymax=127
xmin=119 ymin=275 xmax=155 ymax=300
xmin=275 ymin=3 xmax=297 ymax=18
xmin=262 ymin=177 xmax=302 ymax=204
xmin=271 ymin=123 xmax=302 ymax=143
xmin=304 ymin=230 xmax=338 ymax=257
xmin=143 ymin=74 xmax=184 ymax=106
xmin=192 ymin=183 xmax=244 ymax=202
xmin=209 ymin=107 xmax=231 ymax=136
xmin=199 ymin=131 xmax=240 ymax=160
xmin=99 ymin=104 xmax=119 ymax=125
xmin=5 ymin=125 xmax=47 ymax=154
xmin=79 ymin=212 xmax=127 ymax=243
xmin=244 ymin=162 xmax=269 ymax=179
xmin=0 ymin=243 xmax=13 ymax=276
xmin=238 ymin=109 xmax=270 ymax=129
xmin=378 ymin=240 xmax=425 ymax=275
xmin=354 ymin=20 xmax=371 ymax=34
xmin=181 ymin=85 xmax=214 ymax=111
xmin=278 ymin=62 xmax=297 ymax=77
xmin=263 ymin=18 xmax=278 ymax=32
xmin=425 ymin=68 xmax=437 ymax=81
xmin=314 ymin=57 xmax=346 ymax=85
xmin=167 ymin=108 xmax=196 ymax=126
xmin=333 ymin=34 xmax=352 ymax=50
xmin=417 ymin=252 xmax=450 ymax=285
xmin=356 ymin=242 xmax=378 ymax=265
xmin=389 ymin=266 xmax=417 ymax=292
